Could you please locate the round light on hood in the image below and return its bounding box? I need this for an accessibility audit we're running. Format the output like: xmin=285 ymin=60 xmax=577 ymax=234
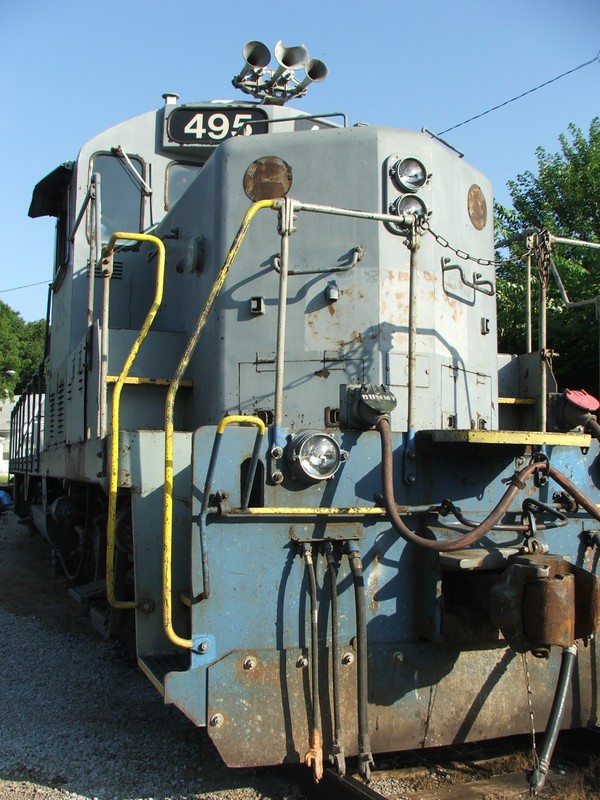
xmin=287 ymin=431 xmax=342 ymax=482
xmin=391 ymin=194 xmax=428 ymax=219
xmin=391 ymin=158 xmax=427 ymax=193
xmin=243 ymin=156 xmax=293 ymax=201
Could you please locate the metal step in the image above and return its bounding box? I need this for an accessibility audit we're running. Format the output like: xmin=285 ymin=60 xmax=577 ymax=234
xmin=139 ymin=652 xmax=190 ymax=694
xmin=69 ymin=580 xmax=107 ymax=602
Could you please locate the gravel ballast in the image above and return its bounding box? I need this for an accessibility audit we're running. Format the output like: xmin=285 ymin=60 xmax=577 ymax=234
xmin=0 ymin=512 xmax=302 ymax=800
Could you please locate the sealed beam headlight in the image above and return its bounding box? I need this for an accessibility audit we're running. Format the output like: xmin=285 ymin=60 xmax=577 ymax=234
xmin=391 ymin=194 xmax=428 ymax=219
xmin=287 ymin=431 xmax=342 ymax=482
xmin=391 ymin=158 xmax=427 ymax=193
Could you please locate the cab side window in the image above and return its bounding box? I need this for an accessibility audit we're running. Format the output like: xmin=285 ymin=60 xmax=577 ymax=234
xmin=55 ymin=193 xmax=70 ymax=276
xmin=166 ymin=162 xmax=203 ymax=210
xmin=91 ymin=153 xmax=145 ymax=242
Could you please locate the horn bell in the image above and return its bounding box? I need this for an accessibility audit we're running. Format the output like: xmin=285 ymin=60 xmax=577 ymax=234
xmin=274 ymin=40 xmax=309 ymax=70
xmin=243 ymin=40 xmax=271 ymax=69
xmin=304 ymin=58 xmax=328 ymax=84
xmin=292 ymin=58 xmax=329 ymax=95
xmin=264 ymin=41 xmax=309 ymax=87
xmin=234 ymin=40 xmax=272 ymax=82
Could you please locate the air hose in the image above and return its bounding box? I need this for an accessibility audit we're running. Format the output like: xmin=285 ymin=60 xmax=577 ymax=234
xmin=547 ymin=463 xmax=600 ymax=522
xmin=347 ymin=545 xmax=374 ymax=781
xmin=529 ymin=644 xmax=578 ymax=796
xmin=325 ymin=543 xmax=346 ymax=777
xmin=376 ymin=416 xmax=600 ymax=551
xmin=377 ymin=417 xmax=544 ymax=551
xmin=301 ymin=543 xmax=323 ymax=782
xmin=585 ymin=416 xmax=600 ymax=443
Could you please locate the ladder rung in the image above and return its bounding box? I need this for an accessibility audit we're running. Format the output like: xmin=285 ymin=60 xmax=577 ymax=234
xmin=105 ymin=375 xmax=193 ymax=387
xmin=498 ymin=397 xmax=536 ymax=405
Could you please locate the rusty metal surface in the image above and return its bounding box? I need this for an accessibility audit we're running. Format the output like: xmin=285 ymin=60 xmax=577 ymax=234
xmin=467 ymin=184 xmax=488 ymax=231
xmin=490 ymin=554 xmax=600 ymax=653
xmin=205 ymin=643 xmax=594 ymax=768
xmin=243 ymin=156 xmax=293 ymax=201
xmin=523 ymin=574 xmax=575 ymax=648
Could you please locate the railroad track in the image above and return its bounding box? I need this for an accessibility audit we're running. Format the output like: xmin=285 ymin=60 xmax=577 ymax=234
xmin=287 ymin=729 xmax=599 ymax=799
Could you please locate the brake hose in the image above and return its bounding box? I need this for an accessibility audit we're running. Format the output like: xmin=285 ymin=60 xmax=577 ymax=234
xmin=546 ymin=465 xmax=600 ymax=523
xmin=376 ymin=416 xmax=600 ymax=550
xmin=301 ymin=543 xmax=323 ymax=782
xmin=530 ymin=644 xmax=578 ymax=795
xmin=377 ymin=416 xmax=545 ymax=551
xmin=347 ymin=545 xmax=374 ymax=781
xmin=324 ymin=543 xmax=346 ymax=777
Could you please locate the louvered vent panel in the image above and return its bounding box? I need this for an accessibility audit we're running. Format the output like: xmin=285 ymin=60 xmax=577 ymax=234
xmin=93 ymin=260 xmax=123 ymax=279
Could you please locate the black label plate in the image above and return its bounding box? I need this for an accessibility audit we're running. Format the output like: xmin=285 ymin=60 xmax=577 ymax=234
xmin=166 ymin=106 xmax=269 ymax=146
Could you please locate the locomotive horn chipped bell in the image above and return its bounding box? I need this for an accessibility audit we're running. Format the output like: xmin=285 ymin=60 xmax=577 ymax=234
xmin=233 ymin=40 xmax=272 ymax=82
xmin=264 ymin=40 xmax=309 ymax=86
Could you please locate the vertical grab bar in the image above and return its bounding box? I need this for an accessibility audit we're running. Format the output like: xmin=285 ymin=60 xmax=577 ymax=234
xmin=196 ymin=415 xmax=266 ymax=601
xmin=104 ymin=232 xmax=166 ymax=610
xmin=87 ymin=173 xmax=101 ymax=328
xmin=162 ymin=199 xmax=278 ymax=650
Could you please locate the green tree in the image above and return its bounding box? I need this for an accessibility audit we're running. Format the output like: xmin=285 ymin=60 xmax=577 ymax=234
xmin=0 ymin=301 xmax=45 ymax=396
xmin=496 ymin=117 xmax=600 ymax=393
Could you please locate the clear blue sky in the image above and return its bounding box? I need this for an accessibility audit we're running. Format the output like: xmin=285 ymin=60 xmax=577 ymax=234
xmin=1 ymin=0 xmax=598 ymax=321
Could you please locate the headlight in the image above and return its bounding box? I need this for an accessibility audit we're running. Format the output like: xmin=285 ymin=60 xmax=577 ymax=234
xmin=391 ymin=194 xmax=428 ymax=219
xmin=391 ymin=158 xmax=427 ymax=193
xmin=286 ymin=431 xmax=342 ymax=482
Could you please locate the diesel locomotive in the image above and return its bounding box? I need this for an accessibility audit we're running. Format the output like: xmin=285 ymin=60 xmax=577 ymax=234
xmin=10 ymin=41 xmax=599 ymax=791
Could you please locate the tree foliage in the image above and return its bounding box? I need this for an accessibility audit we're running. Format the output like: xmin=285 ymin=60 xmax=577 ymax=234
xmin=496 ymin=117 xmax=600 ymax=393
xmin=0 ymin=301 xmax=45 ymax=396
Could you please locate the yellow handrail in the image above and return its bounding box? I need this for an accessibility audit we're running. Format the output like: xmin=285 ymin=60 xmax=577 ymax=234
xmin=228 ymin=507 xmax=385 ymax=516
xmin=106 ymin=232 xmax=166 ymax=609
xmin=163 ymin=199 xmax=278 ymax=649
xmin=216 ymin=414 xmax=266 ymax=436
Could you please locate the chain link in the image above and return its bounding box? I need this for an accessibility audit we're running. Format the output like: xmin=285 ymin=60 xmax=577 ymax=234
xmin=534 ymin=228 xmax=552 ymax=282
xmin=521 ymin=652 xmax=539 ymax=771
xmin=423 ymin=223 xmax=529 ymax=268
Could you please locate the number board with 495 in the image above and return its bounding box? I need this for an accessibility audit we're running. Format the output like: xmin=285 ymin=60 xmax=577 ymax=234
xmin=166 ymin=106 xmax=269 ymax=146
